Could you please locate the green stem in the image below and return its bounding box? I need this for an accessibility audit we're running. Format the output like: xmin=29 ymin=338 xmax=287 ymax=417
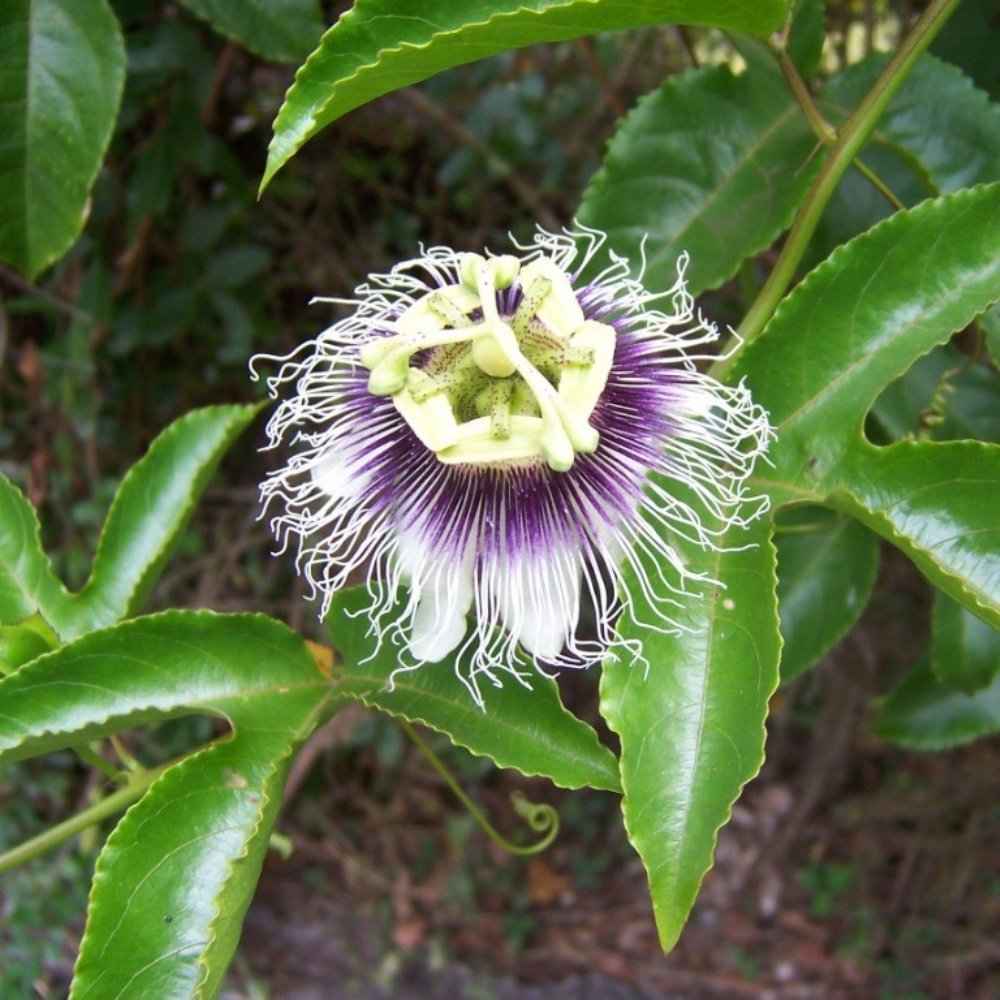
xmin=400 ymin=719 xmax=558 ymax=856
xmin=773 ymin=39 xmax=904 ymax=212
xmin=714 ymin=0 xmax=962 ymax=379
xmin=0 ymin=764 xmax=167 ymax=874
xmin=75 ymin=742 xmax=123 ymax=782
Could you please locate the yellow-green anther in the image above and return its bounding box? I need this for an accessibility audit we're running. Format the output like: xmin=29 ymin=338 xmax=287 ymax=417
xmin=360 ymin=337 xmax=397 ymax=370
xmin=512 ymin=276 xmax=551 ymax=338
xmin=393 ymin=369 xmax=460 ymax=452
xmin=428 ymin=291 xmax=473 ymax=328
xmin=518 ymin=258 xmax=585 ymax=337
xmin=561 ymin=346 xmax=596 ymax=366
xmin=367 ymin=348 xmax=412 ymax=396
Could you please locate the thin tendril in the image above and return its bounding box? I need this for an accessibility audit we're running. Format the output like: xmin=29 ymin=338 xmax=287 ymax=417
xmin=400 ymin=718 xmax=559 ymax=856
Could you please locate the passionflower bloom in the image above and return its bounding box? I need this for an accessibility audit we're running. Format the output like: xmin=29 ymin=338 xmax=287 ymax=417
xmin=253 ymin=227 xmax=771 ymax=702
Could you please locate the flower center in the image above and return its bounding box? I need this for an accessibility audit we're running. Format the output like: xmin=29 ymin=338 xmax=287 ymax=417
xmin=360 ymin=253 xmax=615 ymax=471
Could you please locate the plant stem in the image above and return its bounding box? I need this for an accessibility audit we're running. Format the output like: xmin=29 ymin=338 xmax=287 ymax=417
xmin=773 ymin=39 xmax=904 ymax=212
xmin=714 ymin=0 xmax=962 ymax=379
xmin=0 ymin=764 xmax=167 ymax=874
xmin=75 ymin=742 xmax=123 ymax=782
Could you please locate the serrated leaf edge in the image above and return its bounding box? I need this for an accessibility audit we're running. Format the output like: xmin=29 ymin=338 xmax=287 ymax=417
xmin=829 ymin=438 xmax=1000 ymax=625
xmin=72 ymin=403 xmax=262 ymax=635
xmin=601 ymin=525 xmax=781 ymax=949
xmin=344 ymin=669 xmax=621 ymax=792
xmin=580 ymin=63 xmax=818 ymax=295
xmin=0 ymin=608 xmax=326 ymax=762
xmin=752 ymin=181 xmax=1000 ymax=441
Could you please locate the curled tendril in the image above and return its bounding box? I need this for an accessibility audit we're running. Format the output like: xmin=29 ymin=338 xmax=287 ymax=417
xmin=401 ymin=719 xmax=560 ymax=856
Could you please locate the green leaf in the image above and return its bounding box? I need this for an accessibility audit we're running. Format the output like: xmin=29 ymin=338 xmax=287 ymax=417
xmin=578 ymin=60 xmax=818 ymax=295
xmin=931 ymin=591 xmax=1000 ymax=695
xmin=599 ymin=516 xmax=780 ymax=950
xmin=932 ymin=0 xmax=1000 ymax=101
xmin=262 ymin=0 xmax=789 ymax=189
xmin=733 ymin=184 xmax=1000 ymax=498
xmin=775 ymin=507 xmax=879 ymax=680
xmin=0 ymin=476 xmax=72 ymax=629
xmin=0 ymin=612 xmax=336 ymax=999
xmin=327 ymin=587 xmax=620 ymax=793
xmin=177 ymin=0 xmax=324 ymax=63
xmin=788 ymin=0 xmax=825 ymax=80
xmin=811 ymin=53 xmax=1000 ymax=262
xmin=874 ymin=654 xmax=1000 ymax=750
xmin=0 ymin=405 xmax=260 ymax=639
xmin=0 ymin=0 xmax=126 ymax=277
xmin=833 ymin=441 xmax=1000 ymax=629
xmin=823 ymin=53 xmax=1000 ymax=196
xmin=871 ymin=344 xmax=1000 ymax=444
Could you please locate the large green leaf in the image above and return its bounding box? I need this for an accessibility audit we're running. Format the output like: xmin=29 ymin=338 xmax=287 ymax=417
xmin=328 ymin=588 xmax=620 ymax=793
xmin=775 ymin=507 xmax=879 ymax=680
xmin=832 ymin=441 xmax=1000 ymax=628
xmin=261 ymin=0 xmax=789 ymax=188
xmin=0 ymin=0 xmax=125 ymax=277
xmin=734 ymin=184 xmax=1000 ymax=498
xmin=0 ymin=405 xmax=260 ymax=640
xmin=578 ymin=60 xmax=819 ymax=295
xmin=0 ymin=612 xmax=337 ymax=999
xmin=931 ymin=591 xmax=1000 ymax=695
xmin=177 ymin=0 xmax=324 ymax=63
xmin=874 ymin=654 xmax=1000 ymax=750
xmin=599 ymin=516 xmax=780 ymax=950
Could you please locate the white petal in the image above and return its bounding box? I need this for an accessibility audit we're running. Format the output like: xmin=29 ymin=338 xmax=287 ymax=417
xmin=310 ymin=447 xmax=367 ymax=501
xmin=495 ymin=549 xmax=582 ymax=660
xmin=399 ymin=533 xmax=475 ymax=663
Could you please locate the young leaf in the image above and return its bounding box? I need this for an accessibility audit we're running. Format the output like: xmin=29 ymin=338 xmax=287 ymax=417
xmin=599 ymin=516 xmax=780 ymax=950
xmin=177 ymin=0 xmax=324 ymax=63
xmin=875 ymin=654 xmax=1000 ymax=750
xmin=931 ymin=591 xmax=1000 ymax=694
xmin=0 ymin=612 xmax=337 ymax=999
xmin=732 ymin=184 xmax=1000 ymax=497
xmin=71 ymin=404 xmax=262 ymax=637
xmin=327 ymin=587 xmax=620 ymax=793
xmin=578 ymin=60 xmax=819 ymax=295
xmin=0 ymin=476 xmax=73 ymax=629
xmin=775 ymin=507 xmax=879 ymax=680
xmin=0 ymin=405 xmax=260 ymax=640
xmin=261 ymin=0 xmax=789 ymax=189
xmin=0 ymin=0 xmax=125 ymax=277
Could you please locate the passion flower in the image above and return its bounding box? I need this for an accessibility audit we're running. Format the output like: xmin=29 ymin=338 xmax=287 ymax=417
xmin=253 ymin=227 xmax=771 ymax=702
